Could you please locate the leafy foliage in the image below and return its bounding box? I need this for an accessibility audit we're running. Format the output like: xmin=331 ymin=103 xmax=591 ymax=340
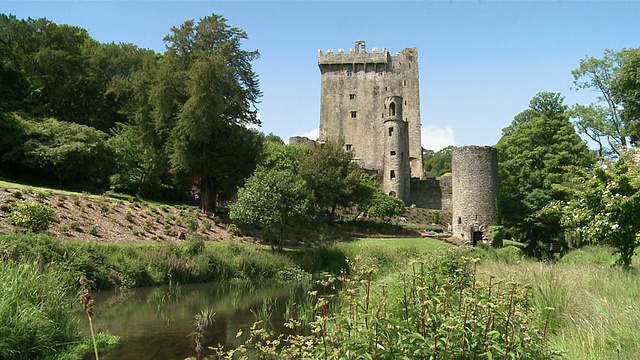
xmin=230 ymin=169 xmax=314 ymax=250
xmin=367 ymin=190 xmax=406 ymax=221
xmin=571 ymin=48 xmax=639 ymax=156
xmin=422 ymin=145 xmax=454 ymax=177
xmin=7 ymin=201 xmax=56 ymax=233
xmin=496 ymin=92 xmax=593 ymax=244
xmin=562 ymin=154 xmax=640 ymax=269
xmin=298 ymin=139 xmax=363 ymax=222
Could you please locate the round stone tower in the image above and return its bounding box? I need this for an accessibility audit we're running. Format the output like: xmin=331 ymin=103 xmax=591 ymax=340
xmin=451 ymin=146 xmax=498 ymax=245
xmin=382 ymin=96 xmax=410 ymax=202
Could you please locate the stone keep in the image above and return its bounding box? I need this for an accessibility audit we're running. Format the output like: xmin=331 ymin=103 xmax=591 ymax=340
xmin=318 ymin=41 xmax=423 ymax=180
xmin=451 ymin=146 xmax=498 ymax=245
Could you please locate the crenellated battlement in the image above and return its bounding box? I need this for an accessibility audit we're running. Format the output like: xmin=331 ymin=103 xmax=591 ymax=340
xmin=318 ymin=40 xmax=390 ymax=65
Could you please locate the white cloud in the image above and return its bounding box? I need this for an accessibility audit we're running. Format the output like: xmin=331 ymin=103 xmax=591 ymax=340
xmin=421 ymin=124 xmax=456 ymax=151
xmin=300 ymin=128 xmax=319 ymax=141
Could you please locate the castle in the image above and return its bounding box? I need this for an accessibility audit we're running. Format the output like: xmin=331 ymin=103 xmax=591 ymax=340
xmin=292 ymin=40 xmax=498 ymax=244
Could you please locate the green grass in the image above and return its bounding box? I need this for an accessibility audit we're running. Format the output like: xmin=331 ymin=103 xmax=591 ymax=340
xmin=474 ymin=245 xmax=640 ymax=359
xmin=352 ymin=236 xmax=451 ymax=251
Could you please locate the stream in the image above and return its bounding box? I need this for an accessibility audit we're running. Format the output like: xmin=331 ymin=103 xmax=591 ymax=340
xmin=82 ymin=280 xmax=312 ymax=359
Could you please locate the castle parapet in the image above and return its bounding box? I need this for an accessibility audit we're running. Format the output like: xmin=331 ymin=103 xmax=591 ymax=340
xmin=318 ymin=51 xmax=389 ymax=65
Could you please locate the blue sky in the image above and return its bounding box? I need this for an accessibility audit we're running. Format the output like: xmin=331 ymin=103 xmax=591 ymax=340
xmin=3 ymin=1 xmax=640 ymax=151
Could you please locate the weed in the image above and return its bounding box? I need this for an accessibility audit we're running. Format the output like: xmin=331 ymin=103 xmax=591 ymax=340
xmin=99 ymin=202 xmax=110 ymax=214
xmin=227 ymin=223 xmax=241 ymax=236
xmin=200 ymin=218 xmax=212 ymax=232
xmin=88 ymin=225 xmax=98 ymax=236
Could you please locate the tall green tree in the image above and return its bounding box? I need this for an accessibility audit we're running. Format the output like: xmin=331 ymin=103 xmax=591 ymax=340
xmin=159 ymin=14 xmax=261 ymax=212
xmin=496 ymin=92 xmax=593 ymax=245
xmin=572 ymin=49 xmax=639 ymax=156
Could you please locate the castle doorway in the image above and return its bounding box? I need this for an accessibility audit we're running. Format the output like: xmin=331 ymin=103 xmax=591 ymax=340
xmin=472 ymin=231 xmax=482 ymax=247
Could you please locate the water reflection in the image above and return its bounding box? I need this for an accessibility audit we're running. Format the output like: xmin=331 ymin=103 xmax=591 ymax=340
xmin=84 ymin=281 xmax=310 ymax=360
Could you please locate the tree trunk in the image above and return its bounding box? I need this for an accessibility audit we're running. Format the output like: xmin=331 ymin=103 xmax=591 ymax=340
xmin=199 ymin=177 xmax=217 ymax=214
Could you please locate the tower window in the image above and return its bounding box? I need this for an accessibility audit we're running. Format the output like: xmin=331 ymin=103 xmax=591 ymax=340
xmin=403 ymin=80 xmax=407 ymax=86
xmin=390 ymin=151 xmax=396 ymax=156
xmin=458 ymin=217 xmax=462 ymax=224
xmin=389 ymin=102 xmax=396 ymax=116
xmin=390 ymin=170 xmax=396 ymax=179
xmin=350 ymin=111 xmax=357 ymax=118
xmin=404 ymin=100 xmax=407 ymax=105
xmin=349 ymin=94 xmax=356 ymax=100
xmin=346 ymin=144 xmax=352 ymax=151
xmin=384 ymin=86 xmax=388 ymax=91
xmin=346 ymin=70 xmax=352 ymax=77
xmin=388 ymin=127 xmax=394 ymax=136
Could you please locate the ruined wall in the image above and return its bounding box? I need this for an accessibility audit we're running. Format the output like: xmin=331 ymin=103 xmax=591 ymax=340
xmin=451 ymin=146 xmax=498 ymax=244
xmin=318 ymin=41 xmax=422 ymax=179
xmin=408 ymin=174 xmax=452 ymax=210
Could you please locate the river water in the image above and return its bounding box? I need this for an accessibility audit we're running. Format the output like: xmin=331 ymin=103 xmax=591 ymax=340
xmin=82 ymin=281 xmax=311 ymax=359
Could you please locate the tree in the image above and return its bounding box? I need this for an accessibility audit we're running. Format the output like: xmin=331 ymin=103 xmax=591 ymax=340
xmin=563 ymin=154 xmax=640 ymax=269
xmin=496 ymin=92 xmax=593 ymax=245
xmin=423 ymin=145 xmax=455 ymax=177
xmin=367 ymin=190 xmax=406 ymax=222
xmin=572 ymin=49 xmax=637 ymax=156
xmin=162 ymin=14 xmax=262 ymax=212
xmin=108 ymin=123 xmax=163 ymax=197
xmin=616 ymin=48 xmax=640 ymax=145
xmin=258 ymin=137 xmax=306 ymax=173
xmin=298 ymin=139 xmax=362 ymax=222
xmin=229 ymin=169 xmax=314 ymax=250
xmin=14 ymin=118 xmax=113 ymax=188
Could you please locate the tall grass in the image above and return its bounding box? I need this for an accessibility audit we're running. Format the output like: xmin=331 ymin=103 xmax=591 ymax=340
xmin=474 ymin=245 xmax=640 ymax=359
xmin=0 ymin=233 xmax=306 ymax=290
xmin=0 ymin=261 xmax=78 ymax=359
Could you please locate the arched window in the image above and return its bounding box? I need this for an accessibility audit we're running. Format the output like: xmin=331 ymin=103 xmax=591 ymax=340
xmin=389 ymin=102 xmax=396 ymax=117
xmin=389 ymin=191 xmax=396 ymax=197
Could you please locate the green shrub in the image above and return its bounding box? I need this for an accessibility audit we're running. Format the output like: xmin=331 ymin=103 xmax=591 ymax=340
xmin=491 ymin=225 xmax=504 ymax=248
xmin=227 ymin=223 xmax=241 ymax=236
xmin=7 ymin=201 xmax=56 ymax=232
xmin=183 ymin=234 xmax=206 ymax=256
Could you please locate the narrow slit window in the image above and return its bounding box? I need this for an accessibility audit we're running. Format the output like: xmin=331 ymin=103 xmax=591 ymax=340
xmin=350 ymin=111 xmax=357 ymax=119
xmin=403 ymin=79 xmax=407 ymax=86
xmin=346 ymin=144 xmax=352 ymax=151
xmin=390 ymin=170 xmax=396 ymax=179
xmin=346 ymin=70 xmax=352 ymax=77
xmin=349 ymin=94 xmax=356 ymax=100
xmin=388 ymin=127 xmax=394 ymax=136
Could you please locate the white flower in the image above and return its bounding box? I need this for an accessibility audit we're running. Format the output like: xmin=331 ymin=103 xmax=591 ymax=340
xmin=611 ymin=224 xmax=619 ymax=230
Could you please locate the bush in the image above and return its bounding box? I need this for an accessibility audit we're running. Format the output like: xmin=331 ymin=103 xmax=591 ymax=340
xmin=7 ymin=201 xmax=56 ymax=232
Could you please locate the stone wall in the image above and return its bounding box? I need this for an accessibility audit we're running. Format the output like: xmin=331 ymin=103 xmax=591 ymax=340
xmin=408 ymin=174 xmax=452 ymax=211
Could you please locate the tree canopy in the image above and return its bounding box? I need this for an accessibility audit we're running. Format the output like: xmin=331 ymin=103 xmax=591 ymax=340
xmin=496 ymin=92 xmax=594 ymax=244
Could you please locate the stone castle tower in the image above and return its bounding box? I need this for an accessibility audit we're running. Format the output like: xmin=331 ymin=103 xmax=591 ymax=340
xmin=451 ymin=146 xmax=499 ymax=245
xmin=381 ymin=96 xmax=411 ymax=201
xmin=318 ymin=41 xmax=423 ymax=188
